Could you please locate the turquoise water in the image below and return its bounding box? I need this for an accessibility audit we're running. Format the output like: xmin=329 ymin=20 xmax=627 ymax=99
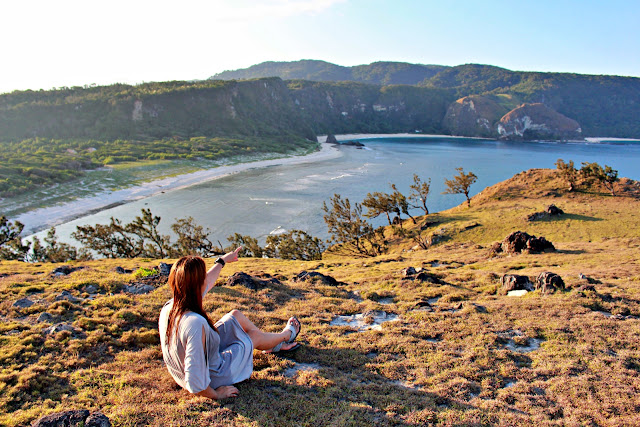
xmin=34 ymin=136 xmax=640 ymax=245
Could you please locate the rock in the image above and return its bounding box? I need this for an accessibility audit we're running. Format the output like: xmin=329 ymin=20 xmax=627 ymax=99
xmin=496 ymin=103 xmax=582 ymax=141
xmin=31 ymin=409 xmax=89 ymax=427
xmin=341 ymin=140 xmax=365 ymax=147
xmin=526 ymin=205 xmax=565 ymax=222
xmin=37 ymin=312 xmax=54 ymax=323
xmin=294 ymin=271 xmax=340 ymax=287
xmin=51 ymin=266 xmax=80 ymax=276
xmin=113 ymin=266 xmax=128 ymax=274
xmin=415 ymin=272 xmax=443 ymax=284
xmin=325 ymin=134 xmax=338 ymax=144
xmin=507 ymin=290 xmax=528 ymax=297
xmin=535 ymin=272 xmax=565 ymax=294
xmin=157 ymin=262 xmax=172 ymax=276
xmin=501 ymin=231 xmax=555 ymax=254
xmin=414 ymin=300 xmax=432 ymax=310
xmin=13 ymin=297 xmax=34 ymax=308
xmin=402 ymin=267 xmax=417 ymax=277
xmin=84 ymin=285 xmax=99 ymax=294
xmin=546 ymin=204 xmax=564 ymax=215
xmin=122 ymin=283 xmax=155 ymax=294
xmin=226 ymin=272 xmax=264 ymax=291
xmin=55 ymin=290 xmax=81 ymax=303
xmin=489 ymin=241 xmax=503 ymax=256
xmin=578 ymin=273 xmax=601 ymax=284
xmin=576 ymin=284 xmax=596 ymax=293
xmin=442 ymin=95 xmax=508 ymax=138
xmin=85 ymin=412 xmax=111 ymax=427
xmin=501 ymin=274 xmax=533 ymax=293
xmin=467 ymin=303 xmax=488 ymax=313
xmin=31 ymin=410 xmax=111 ymax=427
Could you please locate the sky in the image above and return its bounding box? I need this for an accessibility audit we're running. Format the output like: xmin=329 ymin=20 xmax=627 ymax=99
xmin=2 ymin=0 xmax=639 ymax=93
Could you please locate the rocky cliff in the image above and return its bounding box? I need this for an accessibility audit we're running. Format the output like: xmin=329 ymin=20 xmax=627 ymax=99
xmin=496 ymin=103 xmax=582 ymax=140
xmin=441 ymin=95 xmax=510 ymax=137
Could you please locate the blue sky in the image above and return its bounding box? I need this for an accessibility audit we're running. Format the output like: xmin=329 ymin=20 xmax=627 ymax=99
xmin=1 ymin=0 xmax=638 ymax=93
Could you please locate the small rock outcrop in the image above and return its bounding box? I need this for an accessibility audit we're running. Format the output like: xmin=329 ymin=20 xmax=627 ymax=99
xmin=402 ymin=267 xmax=417 ymax=277
xmin=415 ymin=271 xmax=444 ymax=285
xmin=122 ymin=283 xmax=155 ymax=294
xmin=341 ymin=140 xmax=364 ymax=147
xmin=158 ymin=262 xmax=172 ymax=276
xmin=37 ymin=312 xmax=54 ymax=323
xmin=497 ymin=103 xmax=582 ymax=141
xmin=497 ymin=231 xmax=556 ymax=254
xmin=113 ymin=267 xmax=132 ymax=274
xmin=535 ymin=272 xmax=565 ymax=293
xmin=294 ymin=271 xmax=340 ymax=287
xmin=226 ymin=272 xmax=282 ymax=290
xmin=526 ymin=204 xmax=565 ymax=222
xmin=31 ymin=409 xmax=111 ymax=427
xmin=325 ymin=134 xmax=338 ymax=144
xmin=51 ymin=266 xmax=82 ymax=276
xmin=55 ymin=290 xmax=81 ymax=303
xmin=501 ymin=274 xmax=534 ymax=293
xmin=13 ymin=297 xmax=34 ymax=308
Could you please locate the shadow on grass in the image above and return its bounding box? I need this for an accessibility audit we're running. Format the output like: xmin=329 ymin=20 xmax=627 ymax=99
xmin=555 ymin=249 xmax=587 ymax=255
xmin=555 ymin=213 xmax=602 ymax=222
xmin=232 ymin=345 xmax=477 ymax=425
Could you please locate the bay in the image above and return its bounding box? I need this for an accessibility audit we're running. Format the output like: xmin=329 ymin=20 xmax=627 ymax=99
xmin=28 ymin=136 xmax=640 ymax=246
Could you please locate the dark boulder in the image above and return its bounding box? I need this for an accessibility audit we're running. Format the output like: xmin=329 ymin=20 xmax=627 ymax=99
xmin=402 ymin=267 xmax=417 ymax=277
xmin=157 ymin=262 xmax=172 ymax=276
xmin=535 ymin=272 xmax=565 ymax=294
xmin=226 ymin=272 xmax=267 ymax=291
xmin=341 ymin=140 xmax=365 ymax=147
xmin=51 ymin=266 xmax=81 ymax=276
xmin=13 ymin=297 xmax=34 ymax=308
xmin=501 ymin=231 xmax=555 ymax=254
xmin=501 ymin=274 xmax=533 ymax=292
xmin=415 ymin=272 xmax=443 ymax=284
xmin=55 ymin=290 xmax=81 ymax=303
xmin=31 ymin=410 xmax=111 ymax=427
xmin=294 ymin=271 xmax=340 ymax=287
xmin=546 ymin=204 xmax=564 ymax=215
xmin=113 ymin=267 xmax=132 ymax=274
xmin=325 ymin=134 xmax=338 ymax=144
xmin=37 ymin=312 xmax=54 ymax=323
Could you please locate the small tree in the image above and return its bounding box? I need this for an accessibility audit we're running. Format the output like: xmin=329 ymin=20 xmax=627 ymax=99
xmin=0 ymin=216 xmax=30 ymax=260
xmin=409 ymin=174 xmax=431 ymax=215
xmin=171 ymin=217 xmax=219 ymax=257
xmin=72 ymin=217 xmax=144 ymax=258
xmin=443 ymin=167 xmax=478 ymax=207
xmin=30 ymin=228 xmax=90 ymax=262
xmin=362 ymin=191 xmax=395 ymax=225
xmin=390 ymin=183 xmax=416 ymax=225
xmin=580 ymin=162 xmax=619 ymax=196
xmin=226 ymin=233 xmax=263 ymax=258
xmin=322 ymin=194 xmax=386 ymax=257
xmin=555 ymin=159 xmax=579 ymax=192
xmin=127 ymin=208 xmax=172 ymax=258
xmin=264 ymin=230 xmax=325 ymax=260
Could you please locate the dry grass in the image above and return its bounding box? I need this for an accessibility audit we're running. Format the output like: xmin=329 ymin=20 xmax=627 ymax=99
xmin=1 ymin=169 xmax=640 ymax=426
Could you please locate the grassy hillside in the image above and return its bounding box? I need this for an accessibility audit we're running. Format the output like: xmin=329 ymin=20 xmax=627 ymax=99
xmin=2 ymin=169 xmax=640 ymax=426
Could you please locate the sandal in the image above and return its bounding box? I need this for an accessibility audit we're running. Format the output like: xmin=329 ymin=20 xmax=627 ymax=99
xmin=267 ymin=317 xmax=301 ymax=353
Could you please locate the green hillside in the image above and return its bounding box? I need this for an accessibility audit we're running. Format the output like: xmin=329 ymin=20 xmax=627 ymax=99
xmin=2 ymin=169 xmax=640 ymax=426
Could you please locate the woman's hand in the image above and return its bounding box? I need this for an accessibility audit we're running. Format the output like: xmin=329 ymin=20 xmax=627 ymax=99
xmin=214 ymin=385 xmax=239 ymax=399
xmin=222 ymin=246 xmax=242 ymax=264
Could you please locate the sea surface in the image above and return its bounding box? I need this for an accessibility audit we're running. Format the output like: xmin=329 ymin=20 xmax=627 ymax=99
xmin=30 ymin=136 xmax=640 ymax=246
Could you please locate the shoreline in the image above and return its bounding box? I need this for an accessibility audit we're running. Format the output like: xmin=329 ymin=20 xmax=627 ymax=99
xmin=19 ymin=143 xmax=342 ymax=235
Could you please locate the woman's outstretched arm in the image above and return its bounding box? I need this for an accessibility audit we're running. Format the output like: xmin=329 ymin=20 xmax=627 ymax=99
xmin=202 ymin=247 xmax=242 ymax=297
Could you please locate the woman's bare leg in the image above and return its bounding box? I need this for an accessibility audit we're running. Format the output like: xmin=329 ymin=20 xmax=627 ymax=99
xmin=228 ymin=309 xmax=299 ymax=351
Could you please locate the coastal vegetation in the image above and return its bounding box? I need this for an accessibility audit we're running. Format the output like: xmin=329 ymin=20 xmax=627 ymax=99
xmin=2 ymin=167 xmax=640 ymax=425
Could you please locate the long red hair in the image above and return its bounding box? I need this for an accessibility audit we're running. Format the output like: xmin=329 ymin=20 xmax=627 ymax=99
xmin=165 ymin=256 xmax=216 ymax=344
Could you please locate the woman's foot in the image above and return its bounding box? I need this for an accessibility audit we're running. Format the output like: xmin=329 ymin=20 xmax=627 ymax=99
xmin=285 ymin=317 xmax=301 ymax=342
xmin=263 ymin=317 xmax=302 ymax=354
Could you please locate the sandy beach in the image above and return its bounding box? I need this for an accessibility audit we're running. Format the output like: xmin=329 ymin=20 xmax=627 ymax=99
xmin=18 ymin=143 xmax=342 ymax=235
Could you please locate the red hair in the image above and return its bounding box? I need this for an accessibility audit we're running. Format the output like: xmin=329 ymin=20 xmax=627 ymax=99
xmin=165 ymin=256 xmax=216 ymax=344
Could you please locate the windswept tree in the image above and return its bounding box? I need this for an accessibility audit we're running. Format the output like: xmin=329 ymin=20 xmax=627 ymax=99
xmin=322 ymin=194 xmax=386 ymax=257
xmin=264 ymin=230 xmax=325 ymax=260
xmin=390 ymin=183 xmax=416 ymax=225
xmin=362 ymin=191 xmax=395 ymax=225
xmin=171 ymin=217 xmax=219 ymax=257
xmin=0 ymin=216 xmax=30 ymax=260
xmin=409 ymin=174 xmax=431 ymax=215
xmin=555 ymin=159 xmax=579 ymax=192
xmin=443 ymin=167 xmax=478 ymax=207
xmin=226 ymin=233 xmax=263 ymax=258
xmin=72 ymin=218 xmax=144 ymax=258
xmin=30 ymin=228 xmax=90 ymax=262
xmin=127 ymin=208 xmax=172 ymax=258
xmin=581 ymin=162 xmax=619 ymax=196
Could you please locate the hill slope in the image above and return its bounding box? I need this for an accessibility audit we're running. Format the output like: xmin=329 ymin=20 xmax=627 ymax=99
xmin=2 ymin=169 xmax=640 ymax=426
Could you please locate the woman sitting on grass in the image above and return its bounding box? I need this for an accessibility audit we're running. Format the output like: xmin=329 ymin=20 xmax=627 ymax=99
xmin=159 ymin=250 xmax=301 ymax=400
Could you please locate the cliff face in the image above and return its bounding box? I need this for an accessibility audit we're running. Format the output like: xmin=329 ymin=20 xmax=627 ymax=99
xmin=497 ymin=103 xmax=582 ymax=140
xmin=442 ymin=95 xmax=510 ymax=137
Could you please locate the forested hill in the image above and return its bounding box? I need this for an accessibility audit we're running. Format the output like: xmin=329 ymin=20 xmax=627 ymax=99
xmin=212 ymin=60 xmax=640 ymax=138
xmin=211 ymin=60 xmax=449 ymax=86
xmin=0 ymin=78 xmax=316 ymax=142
